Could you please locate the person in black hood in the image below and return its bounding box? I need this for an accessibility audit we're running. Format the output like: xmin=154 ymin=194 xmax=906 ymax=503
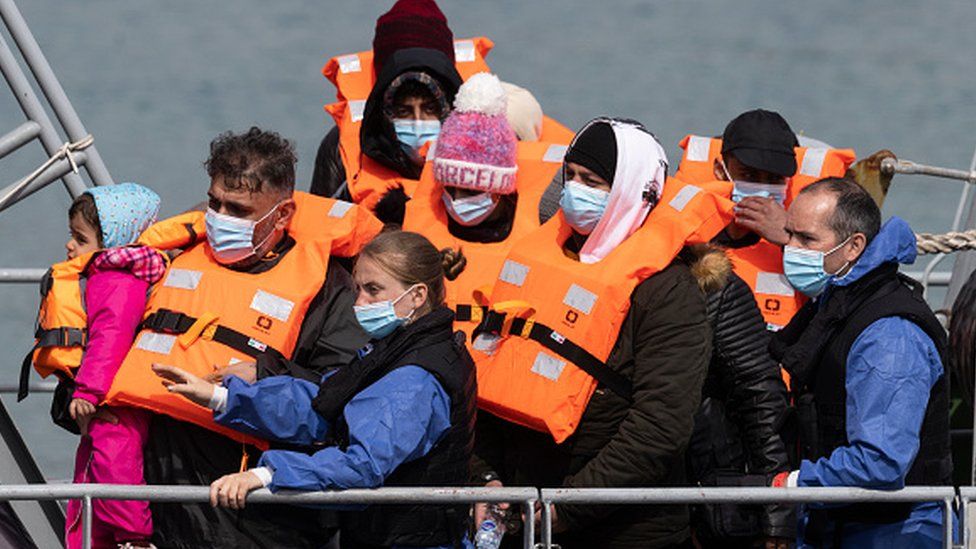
xmin=154 ymin=230 xmax=477 ymax=549
xmin=311 ymin=0 xmax=463 ymax=225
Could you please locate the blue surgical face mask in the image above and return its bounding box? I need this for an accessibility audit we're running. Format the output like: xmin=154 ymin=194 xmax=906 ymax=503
xmin=721 ymin=160 xmax=787 ymax=205
xmin=354 ymin=284 xmax=420 ymax=339
xmin=782 ymin=236 xmax=852 ymax=297
xmin=441 ymin=190 xmax=498 ymax=226
xmin=560 ymin=180 xmax=610 ymax=235
xmin=205 ymin=203 xmax=280 ymax=265
xmin=731 ymin=180 xmax=787 ymax=205
xmin=394 ymin=119 xmax=441 ymax=153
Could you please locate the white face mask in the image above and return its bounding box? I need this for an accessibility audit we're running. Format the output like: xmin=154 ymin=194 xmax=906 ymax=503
xmin=441 ymin=190 xmax=499 ymax=226
xmin=205 ymin=203 xmax=280 ymax=265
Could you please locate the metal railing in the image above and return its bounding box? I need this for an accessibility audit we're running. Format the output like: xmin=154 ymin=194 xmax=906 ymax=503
xmin=0 ymin=0 xmax=112 ymax=212
xmin=0 ymin=484 xmax=967 ymax=549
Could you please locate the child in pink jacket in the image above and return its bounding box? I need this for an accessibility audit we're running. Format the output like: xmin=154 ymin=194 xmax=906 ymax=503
xmin=62 ymin=183 xmax=164 ymax=549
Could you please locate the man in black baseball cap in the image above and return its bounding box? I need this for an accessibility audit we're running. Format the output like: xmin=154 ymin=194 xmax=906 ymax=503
xmin=712 ymin=109 xmax=799 ymax=246
xmin=720 ymin=109 xmax=799 ymax=179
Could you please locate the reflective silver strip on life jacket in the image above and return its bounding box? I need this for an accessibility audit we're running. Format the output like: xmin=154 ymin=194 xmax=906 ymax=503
xmin=756 ymin=272 xmax=796 ymax=297
xmin=499 ymin=260 xmax=529 ymax=287
xmin=328 ymin=200 xmax=354 ymax=218
xmin=337 ymin=54 xmax=361 ymax=74
xmin=349 ymin=100 xmax=366 ymax=123
xmin=799 ymin=148 xmax=828 ymax=177
xmin=669 ymin=184 xmax=702 ymax=212
xmin=134 ymin=332 xmax=177 ymax=355
xmin=686 ymin=135 xmax=712 ymax=162
xmin=250 ymin=290 xmax=295 ymax=322
xmin=543 ymin=144 xmax=568 ymax=163
xmin=162 ymin=269 xmax=203 ymax=290
xmin=531 ymin=351 xmax=566 ymax=381
xmin=563 ymin=284 xmax=598 ymax=315
xmin=454 ymin=40 xmax=476 ymax=63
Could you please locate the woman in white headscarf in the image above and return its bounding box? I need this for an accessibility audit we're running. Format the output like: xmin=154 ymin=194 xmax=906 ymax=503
xmin=472 ymin=118 xmax=733 ymax=548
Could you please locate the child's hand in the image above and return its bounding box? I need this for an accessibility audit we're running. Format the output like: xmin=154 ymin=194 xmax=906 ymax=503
xmin=210 ymin=471 xmax=264 ymax=509
xmin=69 ymin=398 xmax=97 ymax=434
xmin=152 ymin=363 xmax=215 ymax=407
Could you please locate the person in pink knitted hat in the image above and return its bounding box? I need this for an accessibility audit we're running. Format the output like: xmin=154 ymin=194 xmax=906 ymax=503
xmin=433 ymin=72 xmax=518 ymax=229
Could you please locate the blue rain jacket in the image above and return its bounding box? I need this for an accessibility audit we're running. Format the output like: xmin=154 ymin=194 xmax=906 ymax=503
xmin=214 ymin=367 xmax=473 ymax=549
xmin=796 ymin=217 xmax=946 ymax=548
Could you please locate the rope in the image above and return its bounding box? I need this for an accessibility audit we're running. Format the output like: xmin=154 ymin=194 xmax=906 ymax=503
xmin=916 ymin=230 xmax=976 ymax=255
xmin=0 ymin=134 xmax=94 ymax=210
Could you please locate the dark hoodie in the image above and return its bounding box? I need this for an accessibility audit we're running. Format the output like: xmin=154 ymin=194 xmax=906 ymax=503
xmin=310 ymin=47 xmax=462 ymax=201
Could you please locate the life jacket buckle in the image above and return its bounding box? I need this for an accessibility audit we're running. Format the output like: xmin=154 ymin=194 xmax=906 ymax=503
xmin=468 ymin=304 xmax=484 ymax=324
xmin=152 ymin=309 xmax=184 ymax=334
xmin=60 ymin=327 xmax=86 ymax=347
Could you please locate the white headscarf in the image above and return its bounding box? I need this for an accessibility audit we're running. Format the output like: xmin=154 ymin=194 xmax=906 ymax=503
xmin=577 ymin=119 xmax=668 ymax=264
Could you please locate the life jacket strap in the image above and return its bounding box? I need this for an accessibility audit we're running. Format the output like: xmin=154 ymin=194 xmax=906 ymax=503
xmin=453 ymin=304 xmax=488 ymax=324
xmin=18 ymin=346 xmax=36 ymax=402
xmin=142 ymin=309 xmax=283 ymax=360
xmin=18 ymin=327 xmax=87 ymax=401
xmin=35 ymin=326 xmax=87 ymax=348
xmin=478 ymin=310 xmax=634 ymax=402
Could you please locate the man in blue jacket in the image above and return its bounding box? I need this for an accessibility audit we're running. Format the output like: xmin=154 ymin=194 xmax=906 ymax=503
xmin=769 ymin=177 xmax=951 ymax=548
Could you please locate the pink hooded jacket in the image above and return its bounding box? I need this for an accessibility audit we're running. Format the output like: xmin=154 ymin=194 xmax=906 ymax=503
xmin=72 ymin=246 xmax=166 ymax=405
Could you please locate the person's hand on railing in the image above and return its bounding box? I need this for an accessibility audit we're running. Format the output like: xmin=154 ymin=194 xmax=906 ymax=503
xmin=533 ymin=501 xmax=567 ymax=533
xmin=152 ymin=363 xmax=215 ymax=407
xmin=210 ymin=471 xmax=263 ymax=509
xmin=205 ymin=361 xmax=257 ymax=384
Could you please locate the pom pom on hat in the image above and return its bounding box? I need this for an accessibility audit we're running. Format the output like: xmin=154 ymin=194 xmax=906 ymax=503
xmin=434 ymin=73 xmax=518 ymax=195
xmin=454 ymin=73 xmax=508 ymax=116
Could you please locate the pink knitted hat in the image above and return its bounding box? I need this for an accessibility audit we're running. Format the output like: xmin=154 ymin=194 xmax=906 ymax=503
xmin=433 ymin=72 xmax=518 ymax=194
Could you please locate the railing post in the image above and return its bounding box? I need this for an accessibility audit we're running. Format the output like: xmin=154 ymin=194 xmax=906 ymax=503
xmin=522 ymin=497 xmax=535 ymax=549
xmin=540 ymin=496 xmax=552 ymax=549
xmin=961 ymin=495 xmax=969 ymax=549
xmin=82 ymin=495 xmax=92 ymax=549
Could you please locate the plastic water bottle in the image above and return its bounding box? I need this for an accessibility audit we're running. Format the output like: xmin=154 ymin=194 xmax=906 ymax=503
xmin=474 ymin=505 xmax=506 ymax=549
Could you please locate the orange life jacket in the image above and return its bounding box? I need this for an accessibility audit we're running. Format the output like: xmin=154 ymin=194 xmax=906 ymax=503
xmin=322 ymin=37 xmax=574 ymax=210
xmin=20 ymin=212 xmax=206 ymax=402
xmin=402 ymin=141 xmax=567 ymax=355
xmin=105 ymin=193 xmax=382 ymax=447
xmin=674 ymin=135 xmax=856 ymax=330
xmin=474 ymin=181 xmax=735 ymax=442
xmin=674 ymin=134 xmax=856 ymax=200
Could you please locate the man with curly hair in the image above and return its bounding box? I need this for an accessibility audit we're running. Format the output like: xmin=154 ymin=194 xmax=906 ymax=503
xmin=140 ymin=127 xmax=381 ymax=548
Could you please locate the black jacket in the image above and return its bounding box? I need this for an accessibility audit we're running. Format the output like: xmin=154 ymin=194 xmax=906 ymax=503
xmin=770 ymin=263 xmax=951 ymax=536
xmin=313 ymin=306 xmax=477 ymax=548
xmin=144 ymin=252 xmax=367 ymax=549
xmin=310 ymin=47 xmax=462 ymax=205
xmin=473 ymin=257 xmax=711 ymax=549
xmin=685 ymin=246 xmax=793 ymax=542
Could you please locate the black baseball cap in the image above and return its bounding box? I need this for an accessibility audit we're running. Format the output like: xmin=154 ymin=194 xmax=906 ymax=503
xmin=721 ymin=109 xmax=799 ymax=177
